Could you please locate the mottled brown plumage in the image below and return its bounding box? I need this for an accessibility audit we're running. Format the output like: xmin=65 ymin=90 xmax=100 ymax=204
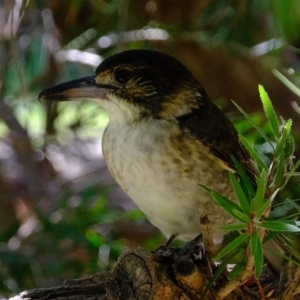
xmin=38 ymin=49 xmax=258 ymax=244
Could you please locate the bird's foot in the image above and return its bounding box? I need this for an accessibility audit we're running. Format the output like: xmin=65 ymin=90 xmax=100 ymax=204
xmin=154 ymin=234 xmax=178 ymax=258
xmin=174 ymin=234 xmax=203 ymax=260
xmin=153 ymin=234 xmax=203 ymax=262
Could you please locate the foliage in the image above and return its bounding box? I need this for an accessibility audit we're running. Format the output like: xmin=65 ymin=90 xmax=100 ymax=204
xmin=1 ymin=0 xmax=300 ymax=297
xmin=204 ymin=86 xmax=300 ymax=279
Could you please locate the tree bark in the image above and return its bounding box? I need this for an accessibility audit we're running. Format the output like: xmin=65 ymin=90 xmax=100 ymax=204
xmin=9 ymin=247 xmax=300 ymax=300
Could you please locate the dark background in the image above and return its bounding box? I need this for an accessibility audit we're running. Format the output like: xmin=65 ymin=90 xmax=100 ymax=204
xmin=1 ymin=0 xmax=300 ymax=296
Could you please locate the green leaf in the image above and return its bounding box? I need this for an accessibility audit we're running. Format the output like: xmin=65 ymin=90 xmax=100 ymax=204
xmin=284 ymin=160 xmax=300 ymax=185
xmin=229 ymin=172 xmax=251 ymax=216
xmin=263 ymin=231 xmax=280 ymax=244
xmin=231 ymin=156 xmax=256 ymax=198
xmin=214 ymin=232 xmax=249 ymax=261
xmin=239 ymin=135 xmax=267 ymax=170
xmin=250 ymin=230 xmax=263 ymax=278
xmin=250 ymin=230 xmax=258 ymax=254
xmin=227 ymin=262 xmax=246 ymax=280
xmin=256 ymin=199 xmax=272 ymax=218
xmin=289 ymin=159 xmax=300 ymax=173
xmin=217 ymin=223 xmax=248 ymax=231
xmin=274 ymin=119 xmax=292 ymax=158
xmin=211 ymin=191 xmax=249 ymax=223
xmin=259 ymin=220 xmax=300 ymax=232
xmin=252 ymin=169 xmax=268 ymax=212
xmin=273 ymin=155 xmax=286 ymax=186
xmin=198 ymin=184 xmax=247 ymax=222
xmin=231 ymin=208 xmax=251 ymax=223
xmin=285 ymin=129 xmax=295 ymax=157
xmin=259 ymin=85 xmax=280 ymax=138
xmin=273 ymin=69 xmax=300 ymax=97
xmin=285 ymin=172 xmax=300 ymax=177
xmin=232 ymin=100 xmax=273 ymax=147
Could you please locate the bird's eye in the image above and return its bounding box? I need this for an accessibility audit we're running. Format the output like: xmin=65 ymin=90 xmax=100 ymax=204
xmin=115 ymin=70 xmax=131 ymax=84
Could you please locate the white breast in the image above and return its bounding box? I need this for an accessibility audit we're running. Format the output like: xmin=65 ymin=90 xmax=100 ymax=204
xmin=102 ymin=119 xmax=236 ymax=243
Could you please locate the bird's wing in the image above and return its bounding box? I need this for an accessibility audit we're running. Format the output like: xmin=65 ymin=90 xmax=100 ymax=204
xmin=177 ymin=98 xmax=259 ymax=185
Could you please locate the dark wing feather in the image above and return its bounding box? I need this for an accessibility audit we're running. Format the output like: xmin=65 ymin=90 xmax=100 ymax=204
xmin=177 ymin=96 xmax=259 ymax=186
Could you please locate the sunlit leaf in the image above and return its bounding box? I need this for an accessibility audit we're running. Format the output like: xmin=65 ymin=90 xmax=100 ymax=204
xmin=259 ymin=85 xmax=280 ymax=138
xmin=259 ymin=220 xmax=300 ymax=232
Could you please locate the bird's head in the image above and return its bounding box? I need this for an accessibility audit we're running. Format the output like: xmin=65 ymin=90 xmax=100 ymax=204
xmin=38 ymin=50 xmax=207 ymax=124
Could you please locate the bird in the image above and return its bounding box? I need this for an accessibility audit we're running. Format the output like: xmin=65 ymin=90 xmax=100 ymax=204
xmin=38 ymin=49 xmax=259 ymax=252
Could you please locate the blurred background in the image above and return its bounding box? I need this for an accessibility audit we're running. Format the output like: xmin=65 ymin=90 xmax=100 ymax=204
xmin=1 ymin=0 xmax=300 ymax=296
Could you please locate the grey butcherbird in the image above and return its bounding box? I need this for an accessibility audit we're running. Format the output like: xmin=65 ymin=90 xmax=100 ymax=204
xmin=39 ymin=49 xmax=280 ymax=270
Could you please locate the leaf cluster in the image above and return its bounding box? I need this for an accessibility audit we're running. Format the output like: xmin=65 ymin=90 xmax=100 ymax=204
xmin=203 ymin=85 xmax=300 ymax=279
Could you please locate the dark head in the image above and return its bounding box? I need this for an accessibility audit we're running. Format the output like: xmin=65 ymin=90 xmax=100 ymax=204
xmin=38 ymin=50 xmax=208 ymax=123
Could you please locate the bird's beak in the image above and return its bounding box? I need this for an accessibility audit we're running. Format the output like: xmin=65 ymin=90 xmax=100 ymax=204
xmin=38 ymin=74 xmax=110 ymax=102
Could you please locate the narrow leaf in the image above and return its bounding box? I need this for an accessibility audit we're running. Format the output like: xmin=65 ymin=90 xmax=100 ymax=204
xmin=259 ymin=85 xmax=280 ymax=138
xmin=274 ymin=119 xmax=292 ymax=158
xmin=273 ymin=69 xmax=300 ymax=97
xmin=273 ymin=154 xmax=286 ymax=186
xmin=250 ymin=231 xmax=258 ymax=254
xmin=256 ymin=199 xmax=272 ymax=218
xmin=239 ymin=135 xmax=267 ymax=170
xmin=231 ymin=156 xmax=256 ymax=197
xmin=284 ymin=172 xmax=300 ymax=177
xmin=285 ymin=129 xmax=295 ymax=157
xmin=252 ymin=169 xmax=267 ymax=212
xmin=211 ymin=191 xmax=248 ymax=223
xmin=259 ymin=220 xmax=300 ymax=232
xmin=214 ymin=232 xmax=249 ymax=261
xmin=250 ymin=230 xmax=263 ymax=278
xmin=217 ymin=223 xmax=248 ymax=231
xmin=229 ymin=172 xmax=251 ymax=215
xmin=232 ymin=208 xmax=250 ymax=223
xmin=290 ymin=160 xmax=300 ymax=173
xmin=263 ymin=231 xmax=280 ymax=244
xmin=232 ymin=100 xmax=273 ymax=146
xmin=198 ymin=184 xmax=246 ymax=222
